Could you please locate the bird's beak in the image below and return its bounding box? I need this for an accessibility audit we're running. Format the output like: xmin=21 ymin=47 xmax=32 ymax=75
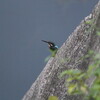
xmin=41 ymin=40 xmax=49 ymax=44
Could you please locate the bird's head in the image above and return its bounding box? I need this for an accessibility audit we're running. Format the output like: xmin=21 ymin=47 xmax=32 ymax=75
xmin=41 ymin=40 xmax=55 ymax=48
xmin=42 ymin=40 xmax=58 ymax=56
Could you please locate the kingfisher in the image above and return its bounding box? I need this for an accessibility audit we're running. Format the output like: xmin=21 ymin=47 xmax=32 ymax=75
xmin=42 ymin=40 xmax=58 ymax=57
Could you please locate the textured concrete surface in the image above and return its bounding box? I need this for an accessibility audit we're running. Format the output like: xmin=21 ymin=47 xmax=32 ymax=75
xmin=22 ymin=1 xmax=100 ymax=100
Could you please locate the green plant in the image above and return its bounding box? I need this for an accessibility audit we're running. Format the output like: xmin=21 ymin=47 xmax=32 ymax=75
xmin=48 ymin=96 xmax=59 ymax=100
xmin=60 ymin=51 xmax=100 ymax=100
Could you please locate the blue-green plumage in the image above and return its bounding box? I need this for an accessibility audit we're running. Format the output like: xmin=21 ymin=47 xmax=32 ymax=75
xmin=42 ymin=40 xmax=58 ymax=57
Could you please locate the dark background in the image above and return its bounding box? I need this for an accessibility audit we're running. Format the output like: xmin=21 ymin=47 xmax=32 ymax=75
xmin=0 ymin=0 xmax=99 ymax=100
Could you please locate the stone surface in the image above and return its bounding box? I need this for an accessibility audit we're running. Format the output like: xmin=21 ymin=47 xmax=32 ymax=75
xmin=22 ymin=1 xmax=100 ymax=100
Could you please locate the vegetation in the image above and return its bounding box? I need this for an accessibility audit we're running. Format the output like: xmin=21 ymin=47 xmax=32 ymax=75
xmin=59 ymin=19 xmax=100 ymax=100
xmin=60 ymin=50 xmax=100 ymax=100
xmin=48 ymin=18 xmax=100 ymax=100
xmin=48 ymin=96 xmax=59 ymax=100
xmin=48 ymin=50 xmax=100 ymax=100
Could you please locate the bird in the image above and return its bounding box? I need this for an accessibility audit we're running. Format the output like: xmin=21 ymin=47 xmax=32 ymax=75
xmin=42 ymin=40 xmax=58 ymax=57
